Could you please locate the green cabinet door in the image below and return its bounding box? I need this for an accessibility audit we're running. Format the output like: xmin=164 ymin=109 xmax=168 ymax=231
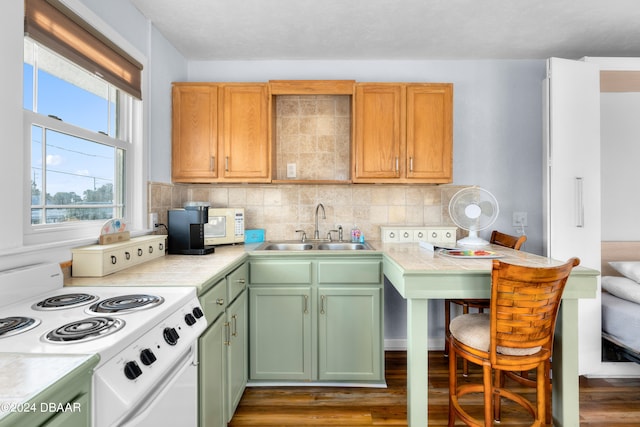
xmin=318 ymin=286 xmax=382 ymax=381
xmin=226 ymin=290 xmax=247 ymax=420
xmin=249 ymin=286 xmax=313 ymax=380
xmin=199 ymin=316 xmax=226 ymax=427
xmin=42 ymin=392 xmax=90 ymax=427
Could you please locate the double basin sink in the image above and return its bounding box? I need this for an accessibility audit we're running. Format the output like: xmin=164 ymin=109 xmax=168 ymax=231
xmin=255 ymin=241 xmax=373 ymax=251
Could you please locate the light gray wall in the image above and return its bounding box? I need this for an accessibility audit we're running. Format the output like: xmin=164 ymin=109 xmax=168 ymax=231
xmin=147 ymin=26 xmax=189 ymax=183
xmin=186 ymin=60 xmax=547 ymax=254
xmin=0 ymin=1 xmax=24 ymax=253
xmin=601 ymin=92 xmax=640 ymax=240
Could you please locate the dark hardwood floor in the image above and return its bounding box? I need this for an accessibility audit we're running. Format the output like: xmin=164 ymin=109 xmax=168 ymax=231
xmin=229 ymin=351 xmax=640 ymax=426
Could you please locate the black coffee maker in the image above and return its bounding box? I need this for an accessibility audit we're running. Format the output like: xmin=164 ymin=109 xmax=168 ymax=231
xmin=168 ymin=205 xmax=215 ymax=255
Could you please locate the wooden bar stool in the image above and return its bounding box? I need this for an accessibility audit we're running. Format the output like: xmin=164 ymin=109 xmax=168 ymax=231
xmin=444 ymin=230 xmax=527 ymax=377
xmin=447 ymin=257 xmax=580 ymax=427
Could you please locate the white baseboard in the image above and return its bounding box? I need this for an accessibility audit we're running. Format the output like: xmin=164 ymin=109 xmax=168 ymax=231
xmin=584 ymin=361 xmax=640 ymax=378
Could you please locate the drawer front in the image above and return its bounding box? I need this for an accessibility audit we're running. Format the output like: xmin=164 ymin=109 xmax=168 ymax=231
xmin=227 ymin=262 xmax=248 ymax=302
xmin=200 ymin=278 xmax=227 ymax=323
xmin=318 ymin=260 xmax=382 ymax=284
xmin=249 ymin=261 xmax=312 ymax=284
xmin=101 ymin=249 xmax=136 ymax=275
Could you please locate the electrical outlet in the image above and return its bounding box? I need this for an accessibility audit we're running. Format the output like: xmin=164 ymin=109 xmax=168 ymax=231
xmin=512 ymin=211 xmax=527 ymax=227
xmin=149 ymin=212 xmax=158 ymax=229
xmin=287 ymin=163 xmax=297 ymax=178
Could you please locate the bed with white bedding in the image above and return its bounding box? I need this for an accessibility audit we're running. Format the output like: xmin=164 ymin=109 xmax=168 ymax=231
xmin=601 ymin=241 xmax=640 ymax=363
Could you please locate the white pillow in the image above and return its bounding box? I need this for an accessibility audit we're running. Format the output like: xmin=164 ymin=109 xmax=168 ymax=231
xmin=602 ymin=275 xmax=640 ymax=304
xmin=609 ymin=261 xmax=640 ymax=283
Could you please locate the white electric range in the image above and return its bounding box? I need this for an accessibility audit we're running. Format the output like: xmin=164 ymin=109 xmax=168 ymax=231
xmin=0 ymin=263 xmax=207 ymax=427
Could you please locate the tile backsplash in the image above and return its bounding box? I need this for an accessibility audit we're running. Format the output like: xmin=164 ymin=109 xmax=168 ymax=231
xmin=274 ymin=95 xmax=351 ymax=181
xmin=149 ymin=182 xmax=467 ymax=241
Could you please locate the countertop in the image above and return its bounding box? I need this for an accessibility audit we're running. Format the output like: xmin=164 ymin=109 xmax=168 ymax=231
xmin=378 ymin=241 xmax=586 ymax=271
xmin=65 ymin=240 xmax=598 ymax=293
xmin=0 ymin=353 xmax=99 ymax=422
xmin=66 ymin=243 xmax=253 ymax=294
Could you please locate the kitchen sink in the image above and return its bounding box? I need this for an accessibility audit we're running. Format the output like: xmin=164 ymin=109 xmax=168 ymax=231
xmin=255 ymin=241 xmax=373 ymax=251
xmin=316 ymin=242 xmax=369 ymax=250
xmin=260 ymin=243 xmax=314 ymax=251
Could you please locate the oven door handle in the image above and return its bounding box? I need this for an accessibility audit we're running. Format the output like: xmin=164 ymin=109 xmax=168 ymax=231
xmin=117 ymin=345 xmax=195 ymax=427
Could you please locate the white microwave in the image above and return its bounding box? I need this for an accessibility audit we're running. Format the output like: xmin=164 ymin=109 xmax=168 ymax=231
xmin=204 ymin=208 xmax=245 ymax=245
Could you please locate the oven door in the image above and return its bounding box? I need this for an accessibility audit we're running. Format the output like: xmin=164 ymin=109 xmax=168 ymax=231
xmin=118 ymin=346 xmax=198 ymax=427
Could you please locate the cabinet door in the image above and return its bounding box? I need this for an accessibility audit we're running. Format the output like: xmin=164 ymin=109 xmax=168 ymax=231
xmin=199 ymin=317 xmax=226 ymax=427
xmin=226 ymin=290 xmax=247 ymax=420
xmin=318 ymin=287 xmax=382 ymax=382
xmin=406 ymin=84 xmax=453 ymax=182
xmin=249 ymin=286 xmax=313 ymax=381
xmin=172 ymin=84 xmax=218 ymax=182
xmin=41 ymin=393 xmax=90 ymax=427
xmin=353 ymin=84 xmax=403 ymax=181
xmin=219 ymin=84 xmax=270 ymax=181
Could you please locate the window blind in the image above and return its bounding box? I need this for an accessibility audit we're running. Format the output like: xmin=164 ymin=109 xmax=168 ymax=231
xmin=24 ymin=0 xmax=143 ymax=99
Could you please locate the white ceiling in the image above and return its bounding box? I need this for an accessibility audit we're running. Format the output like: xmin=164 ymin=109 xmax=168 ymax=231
xmin=129 ymin=0 xmax=640 ymax=61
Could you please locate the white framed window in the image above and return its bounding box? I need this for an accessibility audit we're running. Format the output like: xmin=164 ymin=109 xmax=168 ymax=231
xmin=23 ymin=0 xmax=145 ymax=245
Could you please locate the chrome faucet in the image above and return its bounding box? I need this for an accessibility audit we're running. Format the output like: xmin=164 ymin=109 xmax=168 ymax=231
xmin=314 ymin=203 xmax=326 ymax=239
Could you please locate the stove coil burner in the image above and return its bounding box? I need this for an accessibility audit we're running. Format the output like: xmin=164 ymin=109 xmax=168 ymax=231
xmin=45 ymin=316 xmax=125 ymax=343
xmin=89 ymin=294 xmax=165 ymax=314
xmin=0 ymin=316 xmax=41 ymax=338
xmin=33 ymin=293 xmax=99 ymax=310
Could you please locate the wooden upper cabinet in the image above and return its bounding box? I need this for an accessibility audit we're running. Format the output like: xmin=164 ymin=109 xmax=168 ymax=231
xmin=353 ymin=84 xmax=404 ymax=180
xmin=219 ymin=84 xmax=270 ymax=182
xmin=353 ymin=83 xmax=453 ymax=183
xmin=172 ymin=84 xmax=218 ymax=182
xmin=406 ymin=84 xmax=453 ymax=182
xmin=172 ymin=83 xmax=271 ymax=183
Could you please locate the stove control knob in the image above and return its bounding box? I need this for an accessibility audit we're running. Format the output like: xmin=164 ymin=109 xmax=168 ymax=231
xmin=124 ymin=361 xmax=143 ymax=380
xmin=192 ymin=307 xmax=204 ymax=319
xmin=140 ymin=348 xmax=157 ymax=366
xmin=163 ymin=327 xmax=180 ymax=345
xmin=184 ymin=313 xmax=196 ymax=326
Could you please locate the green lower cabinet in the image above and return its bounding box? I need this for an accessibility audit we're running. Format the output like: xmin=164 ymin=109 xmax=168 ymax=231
xmin=249 ymin=287 xmax=313 ymax=380
xmin=198 ymin=263 xmax=248 ymax=427
xmin=226 ymin=290 xmax=248 ymax=419
xmin=318 ymin=287 xmax=382 ymax=381
xmin=0 ymin=355 xmax=97 ymax=427
xmin=42 ymin=392 xmax=90 ymax=427
xmin=199 ymin=315 xmax=226 ymax=427
xmin=248 ymin=255 xmax=384 ymax=384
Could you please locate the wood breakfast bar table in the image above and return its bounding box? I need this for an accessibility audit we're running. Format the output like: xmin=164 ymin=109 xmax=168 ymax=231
xmin=378 ymin=242 xmax=599 ymax=427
